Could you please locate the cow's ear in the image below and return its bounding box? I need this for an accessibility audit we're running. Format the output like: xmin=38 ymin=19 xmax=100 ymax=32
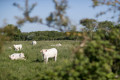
xmin=40 ymin=50 xmax=43 ymax=52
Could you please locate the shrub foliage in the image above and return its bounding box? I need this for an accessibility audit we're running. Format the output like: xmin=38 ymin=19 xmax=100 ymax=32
xmin=37 ymin=20 xmax=120 ymax=80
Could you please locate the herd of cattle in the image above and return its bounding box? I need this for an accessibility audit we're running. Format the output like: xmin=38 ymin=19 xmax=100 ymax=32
xmin=9 ymin=40 xmax=62 ymax=63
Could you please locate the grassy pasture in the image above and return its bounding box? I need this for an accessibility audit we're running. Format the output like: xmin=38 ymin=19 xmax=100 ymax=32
xmin=0 ymin=40 xmax=80 ymax=80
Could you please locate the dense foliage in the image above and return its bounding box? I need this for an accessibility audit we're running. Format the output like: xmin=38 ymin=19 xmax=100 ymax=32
xmin=0 ymin=24 xmax=21 ymax=53
xmin=11 ymin=31 xmax=82 ymax=41
xmin=35 ymin=20 xmax=120 ymax=80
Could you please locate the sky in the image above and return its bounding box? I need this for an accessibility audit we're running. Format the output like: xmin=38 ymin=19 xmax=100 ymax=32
xmin=0 ymin=0 xmax=116 ymax=32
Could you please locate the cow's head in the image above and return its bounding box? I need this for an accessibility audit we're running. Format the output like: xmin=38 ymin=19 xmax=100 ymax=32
xmin=13 ymin=45 xmax=15 ymax=47
xmin=9 ymin=55 xmax=14 ymax=60
xmin=19 ymin=53 xmax=25 ymax=58
xmin=40 ymin=49 xmax=47 ymax=54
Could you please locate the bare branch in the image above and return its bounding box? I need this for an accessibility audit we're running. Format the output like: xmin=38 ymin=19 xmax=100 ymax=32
xmin=13 ymin=3 xmax=24 ymax=11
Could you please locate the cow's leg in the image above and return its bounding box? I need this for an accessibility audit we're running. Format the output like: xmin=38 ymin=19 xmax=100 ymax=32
xmin=54 ymin=55 xmax=57 ymax=61
xmin=46 ymin=57 xmax=48 ymax=63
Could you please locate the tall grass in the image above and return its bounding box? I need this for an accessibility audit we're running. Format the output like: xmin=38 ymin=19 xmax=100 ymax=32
xmin=0 ymin=40 xmax=80 ymax=80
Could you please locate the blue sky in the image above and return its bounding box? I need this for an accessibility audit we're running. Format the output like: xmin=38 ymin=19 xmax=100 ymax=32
xmin=0 ymin=0 xmax=115 ymax=32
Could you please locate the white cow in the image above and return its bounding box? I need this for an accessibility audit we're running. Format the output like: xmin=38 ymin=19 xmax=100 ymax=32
xmin=56 ymin=43 xmax=62 ymax=46
xmin=32 ymin=41 xmax=37 ymax=45
xmin=8 ymin=47 xmax=12 ymax=49
xmin=9 ymin=53 xmax=26 ymax=60
xmin=40 ymin=48 xmax=57 ymax=63
xmin=13 ymin=44 xmax=22 ymax=51
xmin=51 ymin=43 xmax=62 ymax=46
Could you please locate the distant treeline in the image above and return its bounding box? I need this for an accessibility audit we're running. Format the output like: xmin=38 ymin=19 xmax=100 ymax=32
xmin=13 ymin=31 xmax=81 ymax=41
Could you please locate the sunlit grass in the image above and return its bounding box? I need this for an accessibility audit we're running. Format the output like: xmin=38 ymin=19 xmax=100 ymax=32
xmin=0 ymin=40 xmax=80 ymax=80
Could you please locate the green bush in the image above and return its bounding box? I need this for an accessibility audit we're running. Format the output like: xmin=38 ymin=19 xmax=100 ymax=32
xmin=38 ymin=23 xmax=120 ymax=80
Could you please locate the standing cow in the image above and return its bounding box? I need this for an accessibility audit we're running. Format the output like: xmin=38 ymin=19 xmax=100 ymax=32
xmin=40 ymin=48 xmax=57 ymax=63
xmin=32 ymin=41 xmax=37 ymax=45
xmin=13 ymin=44 xmax=22 ymax=51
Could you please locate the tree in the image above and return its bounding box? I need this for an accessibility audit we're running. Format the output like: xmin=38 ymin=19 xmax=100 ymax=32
xmin=80 ymin=18 xmax=97 ymax=31
xmin=98 ymin=21 xmax=114 ymax=31
xmin=92 ymin=0 xmax=120 ymax=22
xmin=80 ymin=18 xmax=97 ymax=39
xmin=13 ymin=0 xmax=74 ymax=32
xmin=13 ymin=0 xmax=42 ymax=26
xmin=3 ymin=24 xmax=21 ymax=40
xmin=0 ymin=24 xmax=21 ymax=53
xmin=46 ymin=0 xmax=73 ymax=31
xmin=0 ymin=30 xmax=6 ymax=54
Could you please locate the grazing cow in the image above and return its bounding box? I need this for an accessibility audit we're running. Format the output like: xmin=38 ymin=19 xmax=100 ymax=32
xmin=40 ymin=48 xmax=57 ymax=63
xmin=9 ymin=53 xmax=26 ymax=60
xmin=32 ymin=41 xmax=37 ymax=45
xmin=13 ymin=44 xmax=22 ymax=51
xmin=8 ymin=47 xmax=12 ymax=49
xmin=56 ymin=43 xmax=62 ymax=46
xmin=51 ymin=43 xmax=62 ymax=46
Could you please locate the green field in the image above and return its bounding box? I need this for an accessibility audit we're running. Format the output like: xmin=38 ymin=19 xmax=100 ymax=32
xmin=0 ymin=40 xmax=80 ymax=80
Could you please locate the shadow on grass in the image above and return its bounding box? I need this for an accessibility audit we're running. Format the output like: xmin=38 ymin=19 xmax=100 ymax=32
xmin=32 ymin=59 xmax=44 ymax=63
